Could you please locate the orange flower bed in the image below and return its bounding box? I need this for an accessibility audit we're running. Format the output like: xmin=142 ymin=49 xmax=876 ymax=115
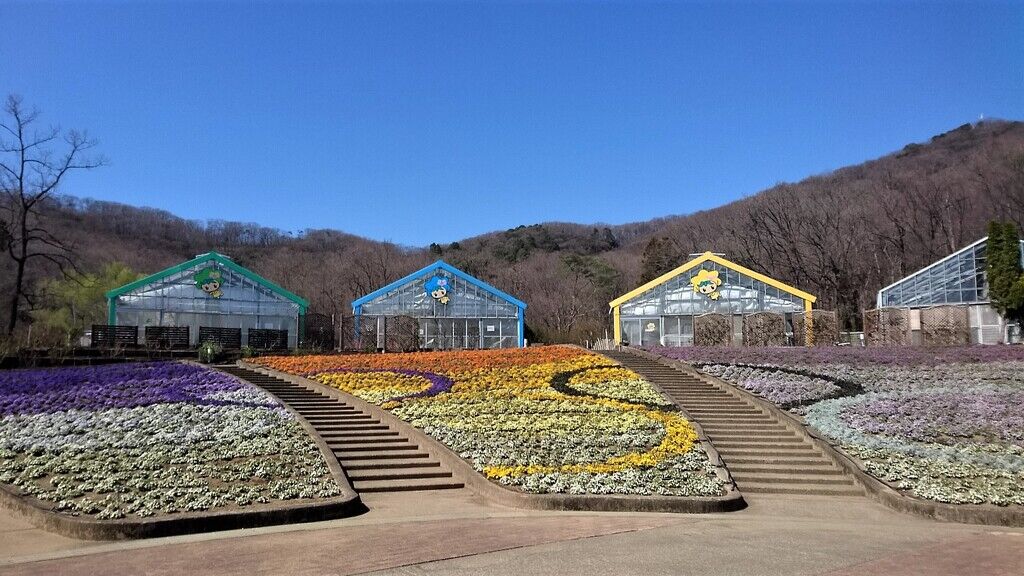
xmin=255 ymin=346 xmax=585 ymax=375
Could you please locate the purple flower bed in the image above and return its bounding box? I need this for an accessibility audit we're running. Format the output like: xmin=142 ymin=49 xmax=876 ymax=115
xmin=0 ymin=362 xmax=275 ymax=416
xmin=308 ymin=367 xmax=454 ymax=403
xmin=378 ymin=369 xmax=453 ymax=402
xmin=839 ymin=389 xmax=1024 ymax=447
xmin=698 ymin=364 xmax=842 ymax=408
xmin=734 ymin=376 xmax=838 ymax=407
xmin=649 ymin=345 xmax=1024 ymax=367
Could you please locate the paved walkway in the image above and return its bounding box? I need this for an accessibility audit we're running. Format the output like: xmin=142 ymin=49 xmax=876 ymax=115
xmin=2 ymin=490 xmax=1021 ymax=575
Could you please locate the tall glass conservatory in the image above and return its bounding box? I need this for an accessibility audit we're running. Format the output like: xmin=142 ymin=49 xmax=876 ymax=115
xmin=877 ymin=237 xmax=1024 ymax=344
xmin=353 ymin=260 xmax=526 ymax=349
xmin=609 ymin=252 xmax=817 ymax=347
xmin=106 ymin=252 xmax=308 ymax=348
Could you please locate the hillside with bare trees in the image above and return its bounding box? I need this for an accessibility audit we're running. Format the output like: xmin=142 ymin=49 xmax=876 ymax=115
xmin=3 ymin=120 xmax=1023 ymax=344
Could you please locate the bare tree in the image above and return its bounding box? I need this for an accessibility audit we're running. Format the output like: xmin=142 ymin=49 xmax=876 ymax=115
xmin=0 ymin=95 xmax=105 ymax=335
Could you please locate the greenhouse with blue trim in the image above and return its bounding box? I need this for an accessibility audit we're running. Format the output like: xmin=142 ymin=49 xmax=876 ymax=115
xmin=352 ymin=260 xmax=527 ymax=350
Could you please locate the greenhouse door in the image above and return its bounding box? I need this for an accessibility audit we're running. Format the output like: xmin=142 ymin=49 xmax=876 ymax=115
xmin=662 ymin=316 xmax=693 ymax=346
xmin=640 ymin=318 xmax=661 ymax=347
xmin=466 ymin=320 xmax=480 ymax=349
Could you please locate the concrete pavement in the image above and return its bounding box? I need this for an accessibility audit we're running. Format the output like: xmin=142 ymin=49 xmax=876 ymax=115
xmin=1 ymin=491 xmax=1022 ymax=575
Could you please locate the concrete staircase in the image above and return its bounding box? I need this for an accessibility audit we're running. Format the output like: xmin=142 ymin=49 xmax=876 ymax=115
xmin=219 ymin=366 xmax=464 ymax=494
xmin=600 ymin=351 xmax=863 ymax=497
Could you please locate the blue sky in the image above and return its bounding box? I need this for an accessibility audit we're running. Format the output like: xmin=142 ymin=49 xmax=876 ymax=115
xmin=2 ymin=1 xmax=1021 ymax=246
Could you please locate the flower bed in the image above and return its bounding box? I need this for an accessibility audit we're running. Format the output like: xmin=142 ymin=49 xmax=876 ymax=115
xmin=0 ymin=362 xmax=340 ymax=519
xmin=697 ymin=364 xmax=843 ymax=409
xmin=650 ymin=346 xmax=1024 ymax=506
xmin=255 ymin=347 xmax=724 ymax=497
xmin=649 ymin=345 xmax=1024 ymax=367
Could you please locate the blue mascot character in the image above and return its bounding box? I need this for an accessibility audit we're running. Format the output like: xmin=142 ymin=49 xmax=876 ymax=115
xmin=425 ymin=275 xmax=451 ymax=305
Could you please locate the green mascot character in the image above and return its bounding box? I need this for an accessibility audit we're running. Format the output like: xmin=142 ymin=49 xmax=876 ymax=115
xmin=194 ymin=268 xmax=224 ymax=298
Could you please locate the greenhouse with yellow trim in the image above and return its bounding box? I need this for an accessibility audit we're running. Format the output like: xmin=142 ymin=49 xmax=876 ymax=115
xmin=609 ymin=252 xmax=824 ymax=347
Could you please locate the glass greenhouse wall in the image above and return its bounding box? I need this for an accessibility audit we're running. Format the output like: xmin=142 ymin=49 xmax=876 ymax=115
xmin=610 ymin=252 xmax=816 ymax=347
xmin=878 ymin=238 xmax=1024 ymax=307
xmin=353 ymin=261 xmax=526 ymax=349
xmin=107 ymin=252 xmax=307 ymax=348
xmin=876 ymin=237 xmax=1024 ymax=344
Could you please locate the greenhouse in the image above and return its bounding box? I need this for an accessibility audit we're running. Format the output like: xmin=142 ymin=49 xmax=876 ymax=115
xmin=875 ymin=236 xmax=1024 ymax=344
xmin=106 ymin=252 xmax=308 ymax=349
xmin=609 ymin=252 xmax=819 ymax=347
xmin=352 ymin=260 xmax=526 ymax=350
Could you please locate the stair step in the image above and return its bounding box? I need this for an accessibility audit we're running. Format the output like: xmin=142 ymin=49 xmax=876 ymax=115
xmin=702 ymin=423 xmax=789 ymax=430
xmin=293 ymin=407 xmax=353 ymax=413
xmin=317 ymin=424 xmax=389 ymax=431
xmin=684 ymin=407 xmax=765 ymax=412
xmin=274 ymin=396 xmax=327 ymax=401
xmin=700 ymin=422 xmax=786 ymax=426
xmin=709 ymin=435 xmax=799 ymax=443
xmin=739 ymin=483 xmax=864 ymax=496
xmin=306 ymin=414 xmax=374 ymax=421
xmin=713 ymin=439 xmax=807 ymax=447
xmin=684 ymin=402 xmax=757 ymax=407
xmin=351 ymin=479 xmax=465 ymax=493
xmin=716 ymin=448 xmax=820 ymax=457
xmin=337 ymin=451 xmax=430 ymax=461
xmin=332 ymin=443 xmax=419 ymax=452
xmin=343 ymin=460 xmax=442 ymax=471
xmin=675 ymin=393 xmax=733 ymax=399
xmin=712 ymin=438 xmax=815 ymax=448
xmin=730 ymin=473 xmax=853 ymax=485
xmin=319 ymin=430 xmax=400 ymax=438
xmin=329 ymin=437 xmax=410 ymax=445
xmin=705 ymin=429 xmax=794 ymax=436
xmin=729 ymin=465 xmax=844 ymax=475
xmin=713 ymin=437 xmax=806 ymax=446
xmin=347 ymin=469 xmax=453 ymax=482
xmin=725 ymin=456 xmax=831 ymax=465
xmin=691 ymin=416 xmax=776 ymax=422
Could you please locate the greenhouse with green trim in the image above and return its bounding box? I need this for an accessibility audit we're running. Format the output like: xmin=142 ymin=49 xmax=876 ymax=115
xmin=105 ymin=252 xmax=308 ymax=349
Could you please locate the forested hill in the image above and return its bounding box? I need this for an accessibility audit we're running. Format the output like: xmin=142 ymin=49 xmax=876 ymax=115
xmin=4 ymin=120 xmax=1023 ymax=342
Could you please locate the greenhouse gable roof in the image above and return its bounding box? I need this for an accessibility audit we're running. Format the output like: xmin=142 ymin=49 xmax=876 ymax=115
xmin=352 ymin=260 xmax=527 ymax=311
xmin=105 ymin=251 xmax=309 ymax=310
xmin=609 ymin=251 xmax=816 ymax=308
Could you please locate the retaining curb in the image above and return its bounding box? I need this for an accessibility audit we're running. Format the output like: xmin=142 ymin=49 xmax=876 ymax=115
xmin=635 ymin=347 xmax=1024 ymax=527
xmin=0 ymin=484 xmax=364 ymax=541
xmin=242 ymin=361 xmax=746 ymax=514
